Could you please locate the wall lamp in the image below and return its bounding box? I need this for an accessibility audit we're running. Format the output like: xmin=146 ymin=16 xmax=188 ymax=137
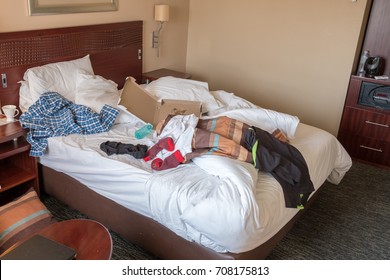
xmin=152 ymin=4 xmax=170 ymax=56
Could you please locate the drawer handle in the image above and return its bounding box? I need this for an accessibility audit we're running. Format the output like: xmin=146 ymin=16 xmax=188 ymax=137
xmin=359 ymin=145 xmax=383 ymax=153
xmin=365 ymin=120 xmax=389 ymax=128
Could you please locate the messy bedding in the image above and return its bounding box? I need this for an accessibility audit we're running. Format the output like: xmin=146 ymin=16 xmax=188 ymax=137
xmin=19 ymin=71 xmax=352 ymax=254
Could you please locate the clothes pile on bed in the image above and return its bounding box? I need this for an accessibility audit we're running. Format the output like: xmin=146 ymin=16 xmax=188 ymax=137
xmin=18 ymin=56 xmax=352 ymax=254
xmin=20 ymin=92 xmax=119 ymax=157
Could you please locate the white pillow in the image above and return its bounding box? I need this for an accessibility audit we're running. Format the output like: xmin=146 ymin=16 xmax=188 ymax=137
xmin=19 ymin=55 xmax=94 ymax=112
xmin=18 ymin=80 xmax=33 ymax=113
xmin=207 ymin=90 xmax=259 ymax=116
xmin=143 ymin=76 xmax=220 ymax=113
xmin=75 ymin=70 xmax=119 ymax=113
xmin=115 ymin=105 xmax=144 ymax=125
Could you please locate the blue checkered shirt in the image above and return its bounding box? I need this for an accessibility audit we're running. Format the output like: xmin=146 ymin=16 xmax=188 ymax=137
xmin=20 ymin=92 xmax=119 ymax=156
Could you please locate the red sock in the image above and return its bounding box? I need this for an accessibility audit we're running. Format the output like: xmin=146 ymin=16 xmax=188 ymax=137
xmin=158 ymin=137 xmax=175 ymax=151
xmin=150 ymin=158 xmax=163 ymax=169
xmin=151 ymin=150 xmax=184 ymax=171
xmin=144 ymin=137 xmax=175 ymax=161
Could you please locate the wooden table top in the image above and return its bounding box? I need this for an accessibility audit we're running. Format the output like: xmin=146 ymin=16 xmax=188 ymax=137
xmin=143 ymin=68 xmax=192 ymax=80
xmin=38 ymin=219 xmax=113 ymax=260
xmin=0 ymin=121 xmax=24 ymax=144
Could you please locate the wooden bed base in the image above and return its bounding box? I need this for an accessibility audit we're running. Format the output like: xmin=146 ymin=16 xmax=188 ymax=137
xmin=0 ymin=21 xmax=321 ymax=259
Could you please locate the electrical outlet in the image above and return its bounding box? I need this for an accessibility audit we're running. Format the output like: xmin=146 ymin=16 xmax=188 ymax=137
xmin=1 ymin=73 xmax=7 ymax=88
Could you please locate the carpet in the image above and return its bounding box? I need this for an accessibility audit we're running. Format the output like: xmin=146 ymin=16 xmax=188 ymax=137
xmin=41 ymin=160 xmax=390 ymax=260
xmin=267 ymin=160 xmax=390 ymax=260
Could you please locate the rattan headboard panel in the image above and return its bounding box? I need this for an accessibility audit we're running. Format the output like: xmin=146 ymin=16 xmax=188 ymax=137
xmin=0 ymin=21 xmax=143 ymax=108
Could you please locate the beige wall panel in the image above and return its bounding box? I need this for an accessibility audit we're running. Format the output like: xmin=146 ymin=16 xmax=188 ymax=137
xmin=186 ymin=0 xmax=370 ymax=135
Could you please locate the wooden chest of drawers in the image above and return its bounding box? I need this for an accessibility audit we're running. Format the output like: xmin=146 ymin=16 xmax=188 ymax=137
xmin=338 ymin=75 xmax=390 ymax=168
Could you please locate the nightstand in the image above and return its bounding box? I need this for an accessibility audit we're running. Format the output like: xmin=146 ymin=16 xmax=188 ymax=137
xmin=142 ymin=68 xmax=192 ymax=84
xmin=0 ymin=121 xmax=39 ymax=200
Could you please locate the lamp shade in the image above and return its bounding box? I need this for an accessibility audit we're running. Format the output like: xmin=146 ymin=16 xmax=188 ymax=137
xmin=154 ymin=5 xmax=169 ymax=22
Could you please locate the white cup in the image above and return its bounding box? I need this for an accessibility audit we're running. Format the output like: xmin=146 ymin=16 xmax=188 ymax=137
xmin=1 ymin=105 xmax=19 ymax=122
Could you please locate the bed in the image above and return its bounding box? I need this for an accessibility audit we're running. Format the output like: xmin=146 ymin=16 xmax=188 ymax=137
xmin=0 ymin=21 xmax=352 ymax=259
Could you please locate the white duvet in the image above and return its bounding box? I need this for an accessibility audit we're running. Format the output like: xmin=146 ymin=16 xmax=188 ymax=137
xmin=145 ymin=107 xmax=352 ymax=253
xmin=39 ymin=87 xmax=352 ymax=254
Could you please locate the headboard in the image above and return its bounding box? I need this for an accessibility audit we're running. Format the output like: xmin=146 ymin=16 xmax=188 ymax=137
xmin=0 ymin=21 xmax=143 ymax=108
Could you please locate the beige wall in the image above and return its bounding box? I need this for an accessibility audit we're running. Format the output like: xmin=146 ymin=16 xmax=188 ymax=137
xmin=186 ymin=0 xmax=370 ymax=135
xmin=0 ymin=0 xmax=190 ymax=73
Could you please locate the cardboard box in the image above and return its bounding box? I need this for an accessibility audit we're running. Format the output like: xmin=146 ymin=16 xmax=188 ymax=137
xmin=119 ymin=77 xmax=202 ymax=126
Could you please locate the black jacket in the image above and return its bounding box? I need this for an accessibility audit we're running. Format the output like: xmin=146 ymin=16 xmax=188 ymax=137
xmin=245 ymin=127 xmax=314 ymax=208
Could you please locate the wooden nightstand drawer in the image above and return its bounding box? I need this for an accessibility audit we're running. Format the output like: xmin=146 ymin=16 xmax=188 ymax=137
xmin=340 ymin=107 xmax=390 ymax=142
xmin=338 ymin=132 xmax=390 ymax=166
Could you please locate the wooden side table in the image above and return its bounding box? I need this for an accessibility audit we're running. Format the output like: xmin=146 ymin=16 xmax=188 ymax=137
xmin=0 ymin=121 xmax=39 ymax=199
xmin=142 ymin=68 xmax=192 ymax=84
xmin=338 ymin=75 xmax=390 ymax=168
xmin=38 ymin=219 xmax=113 ymax=260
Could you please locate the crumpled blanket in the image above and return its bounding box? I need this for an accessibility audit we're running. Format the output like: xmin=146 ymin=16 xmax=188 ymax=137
xmin=19 ymin=92 xmax=119 ymax=156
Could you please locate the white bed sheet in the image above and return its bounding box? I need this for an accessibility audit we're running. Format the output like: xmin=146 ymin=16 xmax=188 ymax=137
xmin=39 ymin=117 xmax=352 ymax=253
